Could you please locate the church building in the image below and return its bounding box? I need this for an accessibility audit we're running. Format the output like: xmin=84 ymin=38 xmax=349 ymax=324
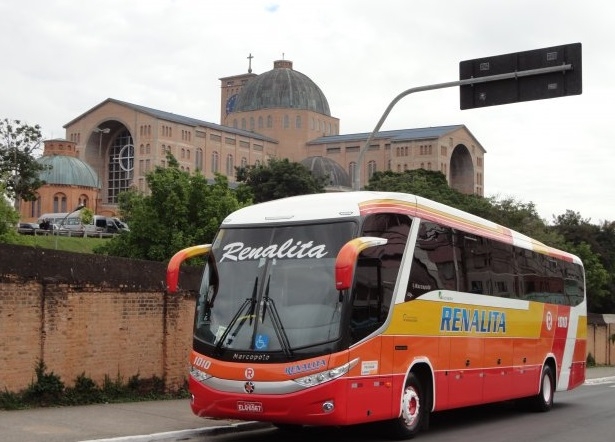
xmin=18 ymin=58 xmax=485 ymax=221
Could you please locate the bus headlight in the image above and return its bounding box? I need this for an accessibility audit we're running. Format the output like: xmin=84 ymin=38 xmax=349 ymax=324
xmin=190 ymin=365 xmax=213 ymax=382
xmin=293 ymin=358 xmax=359 ymax=387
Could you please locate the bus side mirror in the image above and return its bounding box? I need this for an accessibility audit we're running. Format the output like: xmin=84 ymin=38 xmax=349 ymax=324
xmin=167 ymin=244 xmax=212 ymax=293
xmin=335 ymin=237 xmax=388 ymax=291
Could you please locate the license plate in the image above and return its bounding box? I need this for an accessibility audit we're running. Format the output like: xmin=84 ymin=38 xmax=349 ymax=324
xmin=237 ymin=401 xmax=263 ymax=413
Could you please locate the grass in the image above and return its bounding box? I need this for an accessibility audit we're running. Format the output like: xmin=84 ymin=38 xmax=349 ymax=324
xmin=15 ymin=233 xmax=109 ymax=253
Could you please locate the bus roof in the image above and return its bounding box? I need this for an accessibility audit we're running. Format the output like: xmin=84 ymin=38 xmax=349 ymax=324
xmin=221 ymin=191 xmax=582 ymax=265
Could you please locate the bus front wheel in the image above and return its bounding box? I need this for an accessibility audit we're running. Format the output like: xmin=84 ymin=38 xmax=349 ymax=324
xmin=531 ymin=364 xmax=555 ymax=412
xmin=388 ymin=372 xmax=425 ymax=439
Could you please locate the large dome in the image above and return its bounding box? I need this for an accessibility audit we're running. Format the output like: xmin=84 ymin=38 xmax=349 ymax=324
xmin=301 ymin=156 xmax=350 ymax=188
xmin=37 ymin=155 xmax=100 ymax=188
xmin=234 ymin=60 xmax=331 ymax=116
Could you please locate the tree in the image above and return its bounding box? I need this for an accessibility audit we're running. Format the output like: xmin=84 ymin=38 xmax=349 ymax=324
xmin=0 ymin=184 xmax=20 ymax=241
xmin=95 ymin=153 xmax=246 ymax=261
xmin=235 ymin=157 xmax=326 ymax=203
xmin=0 ymin=119 xmax=48 ymax=202
xmin=552 ymin=211 xmax=615 ymax=312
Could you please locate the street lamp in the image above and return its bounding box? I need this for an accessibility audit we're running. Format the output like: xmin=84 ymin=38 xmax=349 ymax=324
xmin=54 ymin=204 xmax=86 ymax=249
xmin=93 ymin=127 xmax=110 ymax=156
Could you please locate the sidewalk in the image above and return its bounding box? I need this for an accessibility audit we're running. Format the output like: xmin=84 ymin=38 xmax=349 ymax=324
xmin=1 ymin=367 xmax=613 ymax=442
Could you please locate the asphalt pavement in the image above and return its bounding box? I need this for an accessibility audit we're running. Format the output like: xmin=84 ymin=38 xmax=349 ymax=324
xmin=2 ymin=366 xmax=614 ymax=442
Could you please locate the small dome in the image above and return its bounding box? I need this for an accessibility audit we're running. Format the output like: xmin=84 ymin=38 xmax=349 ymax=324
xmin=37 ymin=155 xmax=100 ymax=188
xmin=234 ymin=60 xmax=331 ymax=116
xmin=301 ymin=156 xmax=350 ymax=188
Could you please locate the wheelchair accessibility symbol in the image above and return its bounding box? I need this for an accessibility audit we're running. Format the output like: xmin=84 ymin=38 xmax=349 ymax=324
xmin=254 ymin=334 xmax=269 ymax=350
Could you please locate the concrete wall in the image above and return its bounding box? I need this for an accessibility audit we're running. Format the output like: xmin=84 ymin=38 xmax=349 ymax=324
xmin=0 ymin=244 xmax=200 ymax=393
xmin=587 ymin=317 xmax=615 ymax=366
xmin=1 ymin=243 xmax=612 ymax=393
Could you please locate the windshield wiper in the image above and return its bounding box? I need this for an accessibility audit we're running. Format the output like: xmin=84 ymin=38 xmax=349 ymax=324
xmin=214 ymin=277 xmax=258 ymax=353
xmin=261 ymin=275 xmax=293 ymax=358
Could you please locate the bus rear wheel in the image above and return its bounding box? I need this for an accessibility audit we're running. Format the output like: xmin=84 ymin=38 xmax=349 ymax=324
xmin=388 ymin=373 xmax=425 ymax=439
xmin=531 ymin=364 xmax=555 ymax=412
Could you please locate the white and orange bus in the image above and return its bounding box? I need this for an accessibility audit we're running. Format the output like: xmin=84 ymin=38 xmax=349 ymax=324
xmin=167 ymin=191 xmax=586 ymax=439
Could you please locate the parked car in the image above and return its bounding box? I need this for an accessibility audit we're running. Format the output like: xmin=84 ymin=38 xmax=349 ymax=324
xmin=112 ymin=217 xmax=130 ymax=232
xmin=17 ymin=222 xmax=40 ymax=235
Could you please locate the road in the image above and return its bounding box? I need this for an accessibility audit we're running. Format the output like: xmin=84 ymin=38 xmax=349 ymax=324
xmin=200 ymin=381 xmax=615 ymax=442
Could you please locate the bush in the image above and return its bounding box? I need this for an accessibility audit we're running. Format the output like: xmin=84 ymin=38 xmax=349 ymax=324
xmin=63 ymin=372 xmax=103 ymax=405
xmin=586 ymin=352 xmax=596 ymax=367
xmin=0 ymin=360 xmax=189 ymax=410
xmin=0 ymin=389 xmax=24 ymax=410
xmin=23 ymin=359 xmax=65 ymax=406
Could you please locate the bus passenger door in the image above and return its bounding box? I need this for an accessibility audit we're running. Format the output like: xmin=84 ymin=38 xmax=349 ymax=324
xmin=347 ymin=337 xmax=393 ymax=423
xmin=346 ymin=258 xmax=393 ymax=423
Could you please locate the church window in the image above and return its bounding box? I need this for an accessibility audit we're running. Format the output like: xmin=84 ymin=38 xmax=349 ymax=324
xmin=211 ymin=151 xmax=219 ymax=173
xmin=195 ymin=148 xmax=203 ymax=171
xmin=226 ymin=154 xmax=234 ymax=176
xmin=349 ymin=162 xmax=357 ymax=184
xmin=107 ymin=129 xmax=134 ymax=204
xmin=368 ymin=160 xmax=377 ymax=179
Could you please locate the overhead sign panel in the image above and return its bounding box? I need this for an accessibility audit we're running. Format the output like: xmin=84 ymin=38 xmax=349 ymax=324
xmin=460 ymin=43 xmax=582 ymax=110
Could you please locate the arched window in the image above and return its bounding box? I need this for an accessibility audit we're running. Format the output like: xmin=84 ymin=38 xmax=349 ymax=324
xmin=195 ymin=148 xmax=203 ymax=171
xmin=30 ymin=196 xmax=41 ymax=218
xmin=226 ymin=154 xmax=234 ymax=176
xmin=349 ymin=162 xmax=357 ymax=184
xmin=368 ymin=160 xmax=377 ymax=179
xmin=283 ymin=115 xmax=289 ymax=129
xmin=107 ymin=129 xmax=134 ymax=204
xmin=296 ymin=115 xmax=302 ymax=128
xmin=250 ymin=117 xmax=255 ymax=130
xmin=258 ymin=116 xmax=263 ymax=128
xmin=241 ymin=157 xmax=247 ymax=168
xmin=53 ymin=193 xmax=67 ymax=212
xmin=79 ymin=194 xmax=89 ymax=208
xmin=211 ymin=151 xmax=219 ymax=173
xmin=267 ymin=115 xmax=273 ymax=128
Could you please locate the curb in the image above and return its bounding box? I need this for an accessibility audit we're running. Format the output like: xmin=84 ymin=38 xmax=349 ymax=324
xmin=584 ymin=376 xmax=615 ymax=386
xmin=80 ymin=421 xmax=272 ymax=442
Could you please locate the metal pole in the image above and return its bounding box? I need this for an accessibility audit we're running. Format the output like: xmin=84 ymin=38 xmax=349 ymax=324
xmin=54 ymin=204 xmax=85 ymax=249
xmin=353 ymin=64 xmax=573 ymax=190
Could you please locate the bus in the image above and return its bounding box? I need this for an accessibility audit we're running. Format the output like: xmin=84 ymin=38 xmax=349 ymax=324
xmin=166 ymin=191 xmax=586 ymax=439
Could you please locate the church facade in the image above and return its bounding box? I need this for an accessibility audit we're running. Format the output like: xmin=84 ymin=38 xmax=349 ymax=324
xmin=19 ymin=59 xmax=485 ymax=221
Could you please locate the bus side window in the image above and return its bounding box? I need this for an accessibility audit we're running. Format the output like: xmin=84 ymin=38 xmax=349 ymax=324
xmin=406 ymin=221 xmax=463 ymax=300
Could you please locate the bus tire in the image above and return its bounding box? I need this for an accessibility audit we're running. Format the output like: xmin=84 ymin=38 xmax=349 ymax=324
xmin=388 ymin=372 xmax=425 ymax=440
xmin=531 ymin=364 xmax=555 ymax=412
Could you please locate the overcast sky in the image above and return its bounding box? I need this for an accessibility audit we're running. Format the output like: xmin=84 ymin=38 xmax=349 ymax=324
xmin=2 ymin=0 xmax=613 ymax=223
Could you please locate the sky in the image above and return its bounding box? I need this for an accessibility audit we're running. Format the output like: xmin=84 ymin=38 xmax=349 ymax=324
xmin=1 ymin=0 xmax=613 ymax=224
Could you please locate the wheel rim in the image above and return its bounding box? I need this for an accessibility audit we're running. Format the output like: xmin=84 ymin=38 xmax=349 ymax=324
xmin=542 ymin=371 xmax=553 ymax=403
xmin=401 ymin=385 xmax=420 ymax=429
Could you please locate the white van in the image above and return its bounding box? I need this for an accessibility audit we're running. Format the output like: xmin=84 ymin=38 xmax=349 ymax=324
xmin=38 ymin=213 xmax=128 ymax=235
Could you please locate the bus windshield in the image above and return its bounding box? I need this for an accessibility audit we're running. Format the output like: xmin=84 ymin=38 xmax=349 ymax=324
xmin=195 ymin=221 xmax=356 ymax=355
